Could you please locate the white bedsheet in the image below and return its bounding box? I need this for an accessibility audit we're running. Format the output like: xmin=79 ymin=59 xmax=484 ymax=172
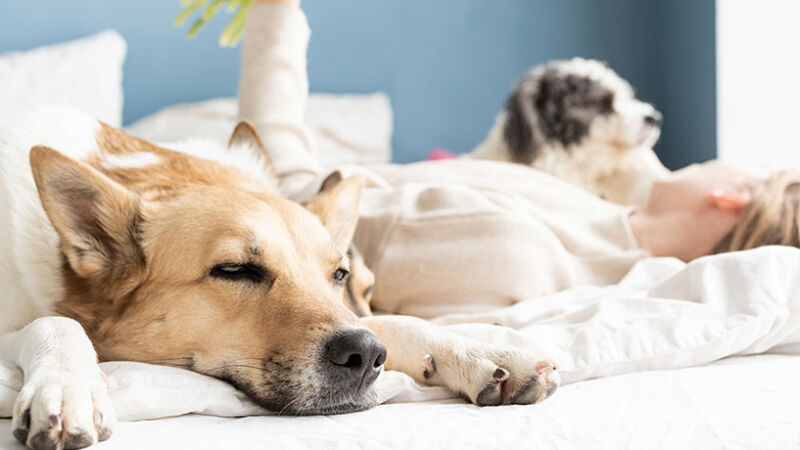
xmin=2 ymin=355 xmax=798 ymax=449
xmin=2 ymin=246 xmax=800 ymax=448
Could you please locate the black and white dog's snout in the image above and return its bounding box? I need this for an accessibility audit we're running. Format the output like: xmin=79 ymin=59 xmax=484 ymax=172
xmin=324 ymin=329 xmax=386 ymax=391
xmin=644 ymin=110 xmax=663 ymax=127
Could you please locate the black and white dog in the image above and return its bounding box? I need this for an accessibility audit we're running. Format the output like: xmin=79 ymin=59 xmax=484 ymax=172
xmin=471 ymin=58 xmax=669 ymax=205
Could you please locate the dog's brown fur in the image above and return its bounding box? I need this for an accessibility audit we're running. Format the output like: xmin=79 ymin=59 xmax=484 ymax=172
xmin=29 ymin=122 xmax=373 ymax=413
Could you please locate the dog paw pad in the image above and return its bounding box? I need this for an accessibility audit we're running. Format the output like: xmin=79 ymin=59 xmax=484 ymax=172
xmin=64 ymin=430 xmax=94 ymax=450
xmin=29 ymin=430 xmax=60 ymax=450
xmin=12 ymin=408 xmax=31 ymax=445
xmin=509 ymin=376 xmax=541 ymax=405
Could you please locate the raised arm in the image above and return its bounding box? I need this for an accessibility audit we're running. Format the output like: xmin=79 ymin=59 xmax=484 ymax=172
xmin=239 ymin=0 xmax=322 ymax=200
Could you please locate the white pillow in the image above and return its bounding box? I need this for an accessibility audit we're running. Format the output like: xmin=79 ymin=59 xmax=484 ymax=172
xmin=0 ymin=30 xmax=126 ymax=127
xmin=125 ymin=94 xmax=393 ymax=167
xmin=0 ymin=359 xmax=430 ymax=421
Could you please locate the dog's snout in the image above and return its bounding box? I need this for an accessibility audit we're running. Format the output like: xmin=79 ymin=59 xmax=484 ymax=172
xmin=644 ymin=111 xmax=663 ymax=127
xmin=325 ymin=329 xmax=386 ymax=389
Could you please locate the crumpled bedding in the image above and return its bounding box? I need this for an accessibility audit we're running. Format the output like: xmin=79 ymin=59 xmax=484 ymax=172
xmin=2 ymin=246 xmax=800 ymax=447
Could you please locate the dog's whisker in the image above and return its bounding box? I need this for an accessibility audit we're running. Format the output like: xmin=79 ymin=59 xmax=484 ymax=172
xmin=139 ymin=357 xmax=194 ymax=367
xmin=209 ymin=364 xmax=269 ymax=373
xmin=277 ymin=398 xmax=299 ymax=415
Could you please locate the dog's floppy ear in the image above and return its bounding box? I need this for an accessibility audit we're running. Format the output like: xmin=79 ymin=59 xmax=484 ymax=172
xmin=229 ymin=120 xmax=275 ymax=171
xmin=304 ymin=173 xmax=365 ymax=254
xmin=30 ymin=145 xmax=144 ymax=279
xmin=503 ymin=79 xmax=542 ymax=165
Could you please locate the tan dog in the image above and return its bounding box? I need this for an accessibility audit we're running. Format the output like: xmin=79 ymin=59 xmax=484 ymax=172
xmin=0 ymin=107 xmax=558 ymax=450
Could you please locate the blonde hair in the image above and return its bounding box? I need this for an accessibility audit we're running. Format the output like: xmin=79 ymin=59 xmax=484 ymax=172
xmin=714 ymin=170 xmax=800 ymax=253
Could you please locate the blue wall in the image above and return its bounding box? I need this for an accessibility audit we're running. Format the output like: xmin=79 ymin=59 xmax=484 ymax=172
xmin=655 ymin=0 xmax=717 ymax=170
xmin=0 ymin=0 xmax=715 ymax=168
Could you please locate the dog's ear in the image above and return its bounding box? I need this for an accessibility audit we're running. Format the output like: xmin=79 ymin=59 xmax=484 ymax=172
xmin=229 ymin=120 xmax=275 ymax=171
xmin=503 ymin=79 xmax=542 ymax=165
xmin=304 ymin=174 xmax=365 ymax=254
xmin=30 ymin=145 xmax=144 ymax=279
xmin=229 ymin=120 xmax=263 ymax=151
xmin=317 ymin=170 xmax=344 ymax=194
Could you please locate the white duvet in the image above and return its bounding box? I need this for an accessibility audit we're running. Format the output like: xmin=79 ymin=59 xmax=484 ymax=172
xmin=2 ymin=246 xmax=800 ymax=448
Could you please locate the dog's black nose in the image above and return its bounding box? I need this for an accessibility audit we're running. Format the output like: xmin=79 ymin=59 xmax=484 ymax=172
xmin=645 ymin=111 xmax=663 ymax=127
xmin=325 ymin=329 xmax=387 ymax=390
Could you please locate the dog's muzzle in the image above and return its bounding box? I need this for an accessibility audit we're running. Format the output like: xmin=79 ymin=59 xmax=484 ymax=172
xmin=644 ymin=110 xmax=663 ymax=127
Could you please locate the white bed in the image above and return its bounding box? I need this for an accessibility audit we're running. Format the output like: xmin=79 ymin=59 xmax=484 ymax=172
xmin=3 ymin=355 xmax=799 ymax=449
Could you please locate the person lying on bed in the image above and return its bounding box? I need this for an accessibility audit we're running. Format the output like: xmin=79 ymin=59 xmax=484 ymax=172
xmin=241 ymin=0 xmax=793 ymax=318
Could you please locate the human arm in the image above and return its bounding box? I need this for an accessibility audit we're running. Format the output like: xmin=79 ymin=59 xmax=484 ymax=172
xmin=239 ymin=0 xmax=322 ymax=200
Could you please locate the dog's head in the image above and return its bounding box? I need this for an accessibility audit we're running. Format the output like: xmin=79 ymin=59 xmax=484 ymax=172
xmin=29 ymin=123 xmax=385 ymax=415
xmin=502 ymin=58 xmax=666 ymax=203
xmin=504 ymin=58 xmax=662 ymax=163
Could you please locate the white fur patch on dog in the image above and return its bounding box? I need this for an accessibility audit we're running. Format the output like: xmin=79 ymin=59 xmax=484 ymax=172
xmin=0 ymin=105 xmax=102 ymax=332
xmin=100 ymin=151 xmax=162 ymax=170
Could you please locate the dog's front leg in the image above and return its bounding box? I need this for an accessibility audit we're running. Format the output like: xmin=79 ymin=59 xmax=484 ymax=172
xmin=361 ymin=315 xmax=559 ymax=406
xmin=0 ymin=317 xmax=115 ymax=449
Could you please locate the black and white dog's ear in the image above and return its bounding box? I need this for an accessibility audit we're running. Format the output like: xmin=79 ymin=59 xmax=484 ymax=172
xmin=503 ymin=79 xmax=541 ymax=165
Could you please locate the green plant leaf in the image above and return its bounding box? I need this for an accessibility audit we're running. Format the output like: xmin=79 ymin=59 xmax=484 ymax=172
xmin=219 ymin=5 xmax=248 ymax=47
xmin=174 ymin=0 xmax=207 ymax=26
xmin=175 ymin=0 xmax=252 ymax=46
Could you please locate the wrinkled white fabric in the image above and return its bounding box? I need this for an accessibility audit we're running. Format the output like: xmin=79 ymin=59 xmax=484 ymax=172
xmin=434 ymin=246 xmax=800 ymax=384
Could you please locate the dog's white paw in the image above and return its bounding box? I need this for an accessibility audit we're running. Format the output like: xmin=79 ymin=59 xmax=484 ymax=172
xmin=11 ymin=367 xmax=115 ymax=450
xmin=423 ymin=345 xmax=559 ymax=406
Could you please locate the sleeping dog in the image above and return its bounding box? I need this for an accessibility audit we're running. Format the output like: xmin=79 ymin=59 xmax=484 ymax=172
xmin=0 ymin=107 xmax=558 ymax=450
xmin=471 ymin=58 xmax=670 ymax=205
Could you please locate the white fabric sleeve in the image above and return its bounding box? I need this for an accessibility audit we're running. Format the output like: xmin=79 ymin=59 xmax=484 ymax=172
xmin=238 ymin=3 xmax=323 ymax=200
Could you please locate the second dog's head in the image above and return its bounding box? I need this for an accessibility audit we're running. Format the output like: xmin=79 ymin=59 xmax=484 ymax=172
xmin=487 ymin=58 xmax=668 ymax=204
xmin=504 ymin=57 xmax=661 ymax=164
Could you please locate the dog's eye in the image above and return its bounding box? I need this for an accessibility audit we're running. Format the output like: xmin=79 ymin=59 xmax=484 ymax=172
xmin=210 ymin=263 xmax=267 ymax=284
xmin=332 ymin=268 xmax=349 ymax=285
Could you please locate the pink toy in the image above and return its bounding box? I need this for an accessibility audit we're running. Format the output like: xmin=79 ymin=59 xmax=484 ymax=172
xmin=427 ymin=148 xmax=458 ymax=161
